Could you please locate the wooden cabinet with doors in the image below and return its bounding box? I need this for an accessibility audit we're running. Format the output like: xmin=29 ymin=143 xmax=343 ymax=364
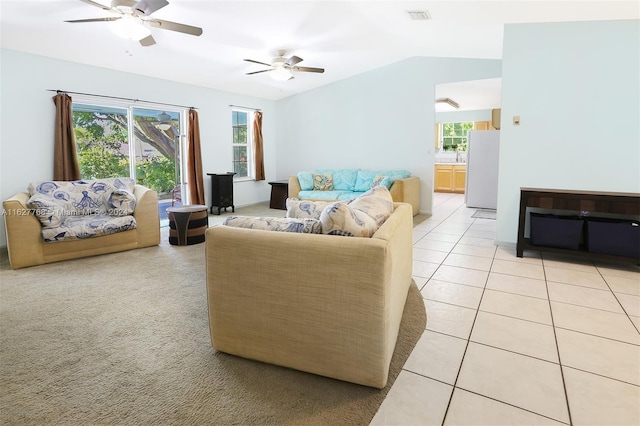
xmin=435 ymin=164 xmax=466 ymax=193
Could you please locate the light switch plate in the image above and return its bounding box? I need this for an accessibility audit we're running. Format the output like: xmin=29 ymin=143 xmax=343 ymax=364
xmin=513 ymin=116 xmax=521 ymax=125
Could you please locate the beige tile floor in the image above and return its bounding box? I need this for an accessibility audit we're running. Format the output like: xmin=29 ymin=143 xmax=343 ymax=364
xmin=371 ymin=192 xmax=640 ymax=426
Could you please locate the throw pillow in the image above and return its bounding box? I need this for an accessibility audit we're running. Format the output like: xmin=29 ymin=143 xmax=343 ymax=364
xmin=26 ymin=194 xmax=68 ymax=229
xmin=319 ymin=202 xmax=379 ymax=237
xmin=297 ymin=172 xmax=314 ymax=191
xmin=349 ymin=185 xmax=394 ymax=226
xmin=371 ymin=175 xmax=392 ymax=189
xmin=286 ymin=198 xmax=342 ymax=220
xmin=223 ymin=216 xmax=323 ymax=234
xmin=107 ymin=189 xmax=136 ymax=216
xmin=312 ymin=173 xmax=333 ymax=191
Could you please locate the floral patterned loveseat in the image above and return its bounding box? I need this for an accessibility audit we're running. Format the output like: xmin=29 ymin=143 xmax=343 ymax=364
xmin=2 ymin=178 xmax=160 ymax=269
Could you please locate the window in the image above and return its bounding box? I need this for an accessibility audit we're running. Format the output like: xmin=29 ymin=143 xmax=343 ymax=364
xmin=440 ymin=122 xmax=474 ymax=151
xmin=231 ymin=109 xmax=254 ymax=179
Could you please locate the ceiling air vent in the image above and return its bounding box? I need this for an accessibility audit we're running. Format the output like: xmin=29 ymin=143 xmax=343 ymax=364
xmin=407 ymin=10 xmax=431 ymax=20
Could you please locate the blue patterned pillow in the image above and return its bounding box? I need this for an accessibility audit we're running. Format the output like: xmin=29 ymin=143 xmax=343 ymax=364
xmin=312 ymin=173 xmax=333 ymax=190
xmin=298 ymin=172 xmax=314 ymax=191
xmin=286 ymin=198 xmax=343 ymax=220
xmin=319 ymin=202 xmax=379 ymax=237
xmin=107 ymin=189 xmax=136 ymax=216
xmin=354 ymin=170 xmax=379 ymax=192
xmin=349 ymin=185 xmax=394 ymax=226
xmin=371 ymin=175 xmax=393 ymax=189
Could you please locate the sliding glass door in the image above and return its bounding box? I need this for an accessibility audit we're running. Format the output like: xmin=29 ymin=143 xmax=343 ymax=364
xmin=72 ymin=101 xmax=185 ymax=225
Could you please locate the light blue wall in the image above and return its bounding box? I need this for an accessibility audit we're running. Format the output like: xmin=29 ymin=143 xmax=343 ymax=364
xmin=0 ymin=49 xmax=276 ymax=245
xmin=496 ymin=20 xmax=640 ymax=245
xmin=275 ymin=56 xmax=501 ymax=214
xmin=436 ymin=109 xmax=492 ymax=123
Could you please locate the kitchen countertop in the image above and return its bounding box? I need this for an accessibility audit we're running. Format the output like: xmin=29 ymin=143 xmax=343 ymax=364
xmin=435 ymin=162 xmax=467 ymax=165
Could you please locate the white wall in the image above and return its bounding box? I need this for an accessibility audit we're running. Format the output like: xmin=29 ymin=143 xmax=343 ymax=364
xmin=496 ymin=20 xmax=640 ymax=245
xmin=275 ymin=56 xmax=501 ymax=214
xmin=0 ymin=49 xmax=276 ymax=246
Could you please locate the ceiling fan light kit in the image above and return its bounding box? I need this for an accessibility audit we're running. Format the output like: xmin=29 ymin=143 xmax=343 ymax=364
xmin=66 ymin=0 xmax=203 ymax=47
xmin=244 ymin=50 xmax=324 ymax=82
xmin=109 ymin=14 xmax=150 ymax=40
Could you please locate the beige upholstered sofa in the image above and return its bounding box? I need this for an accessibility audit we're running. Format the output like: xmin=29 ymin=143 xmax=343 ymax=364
xmin=205 ymin=202 xmax=413 ymax=388
xmin=3 ymin=183 xmax=160 ymax=269
xmin=288 ymin=171 xmax=420 ymax=216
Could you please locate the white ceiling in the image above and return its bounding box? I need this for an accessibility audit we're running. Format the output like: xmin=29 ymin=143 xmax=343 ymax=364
xmin=1 ymin=1 xmax=638 ymax=102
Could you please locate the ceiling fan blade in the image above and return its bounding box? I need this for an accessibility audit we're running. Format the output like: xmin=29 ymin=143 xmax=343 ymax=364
xmin=78 ymin=0 xmax=113 ymax=11
xmin=244 ymin=59 xmax=272 ymax=67
xmin=139 ymin=34 xmax=156 ymax=46
xmin=148 ymin=18 xmax=203 ymax=36
xmin=246 ymin=69 xmax=273 ymax=75
xmin=65 ymin=17 xmax=120 ymax=23
xmin=286 ymin=55 xmax=303 ymax=66
xmin=133 ymin=0 xmax=169 ymax=16
xmin=292 ymin=66 xmax=325 ymax=74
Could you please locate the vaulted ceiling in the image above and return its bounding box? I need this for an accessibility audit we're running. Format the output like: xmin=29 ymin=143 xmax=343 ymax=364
xmin=1 ymin=1 xmax=637 ymax=102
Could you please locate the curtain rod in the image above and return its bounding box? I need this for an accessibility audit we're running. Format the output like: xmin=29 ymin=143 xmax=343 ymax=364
xmin=47 ymin=89 xmax=197 ymax=110
xmin=229 ymin=104 xmax=261 ymax=112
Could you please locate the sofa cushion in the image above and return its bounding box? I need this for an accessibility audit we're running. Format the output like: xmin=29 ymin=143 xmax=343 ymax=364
xmin=354 ymin=170 xmax=411 ymax=192
xmin=223 ymin=216 xmax=322 ymax=234
xmin=41 ymin=214 xmax=137 ymax=242
xmin=297 ymin=172 xmax=314 ymax=191
xmin=315 ymin=169 xmax=358 ymax=191
xmin=286 ymin=198 xmax=344 ymax=220
xmin=337 ymin=192 xmax=366 ymax=201
xmin=312 ymin=173 xmax=333 ymax=191
xmin=298 ymin=190 xmax=354 ymax=200
xmin=320 ymin=202 xmax=379 ymax=237
xmin=28 ymin=178 xmax=137 ymax=216
xmin=349 ymin=185 xmax=395 ymax=226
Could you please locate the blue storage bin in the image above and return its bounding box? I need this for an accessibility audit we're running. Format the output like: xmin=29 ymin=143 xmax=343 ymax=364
xmin=530 ymin=213 xmax=583 ymax=250
xmin=586 ymin=217 xmax=640 ymax=259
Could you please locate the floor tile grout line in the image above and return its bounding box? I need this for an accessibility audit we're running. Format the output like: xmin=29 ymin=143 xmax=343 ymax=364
xmin=561 ymin=365 xmax=640 ymax=388
xmin=438 ymin=206 xmax=496 ymax=426
xmin=595 ymin=265 xmax=640 ymax=334
xmin=451 ymin=386 xmax=572 ymax=425
xmin=552 ymin=325 xmax=640 ymax=347
xmin=541 ymin=258 xmax=574 ymax=426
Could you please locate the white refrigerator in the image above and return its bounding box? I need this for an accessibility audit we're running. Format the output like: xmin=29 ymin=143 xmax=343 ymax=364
xmin=465 ymin=130 xmax=500 ymax=209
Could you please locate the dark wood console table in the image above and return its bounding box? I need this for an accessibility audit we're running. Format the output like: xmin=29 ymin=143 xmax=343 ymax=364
xmin=517 ymin=188 xmax=640 ymax=263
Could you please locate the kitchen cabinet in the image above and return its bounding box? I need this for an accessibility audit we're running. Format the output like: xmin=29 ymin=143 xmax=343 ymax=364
xmin=474 ymin=121 xmax=491 ymax=130
xmin=434 ymin=164 xmax=466 ymax=193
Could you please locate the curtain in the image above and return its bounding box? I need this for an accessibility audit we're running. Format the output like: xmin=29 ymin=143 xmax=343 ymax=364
xmin=52 ymin=93 xmax=81 ymax=180
xmin=253 ymin=111 xmax=265 ymax=181
xmin=187 ymin=108 xmax=205 ymax=205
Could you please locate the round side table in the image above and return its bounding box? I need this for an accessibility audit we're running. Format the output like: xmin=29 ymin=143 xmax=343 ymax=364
xmin=167 ymin=204 xmax=209 ymax=246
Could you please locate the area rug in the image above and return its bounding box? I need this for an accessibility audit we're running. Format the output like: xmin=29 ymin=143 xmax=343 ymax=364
xmin=0 ymin=227 xmax=426 ymax=425
xmin=471 ymin=209 xmax=497 ymax=220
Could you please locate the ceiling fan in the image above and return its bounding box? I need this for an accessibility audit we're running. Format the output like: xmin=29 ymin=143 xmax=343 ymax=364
xmin=244 ymin=50 xmax=325 ymax=81
xmin=65 ymin=0 xmax=203 ymax=47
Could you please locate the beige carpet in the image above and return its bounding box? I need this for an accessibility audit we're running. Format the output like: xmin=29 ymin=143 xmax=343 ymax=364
xmin=0 ymin=213 xmax=426 ymax=425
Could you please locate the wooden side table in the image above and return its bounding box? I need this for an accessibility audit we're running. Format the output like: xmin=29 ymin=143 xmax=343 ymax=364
xmin=167 ymin=204 xmax=209 ymax=245
xmin=268 ymin=180 xmax=289 ymax=210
